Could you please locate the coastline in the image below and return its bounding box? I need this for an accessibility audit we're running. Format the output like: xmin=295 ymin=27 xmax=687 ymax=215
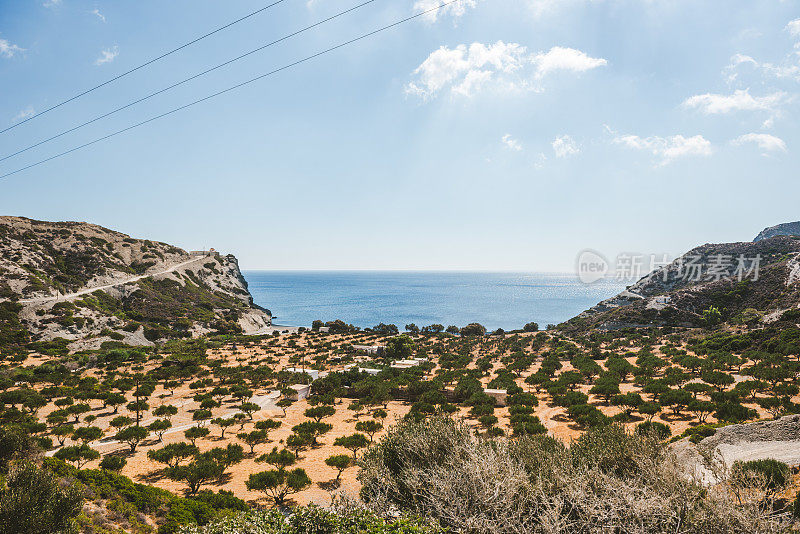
xmin=242 ymin=270 xmax=628 ymax=330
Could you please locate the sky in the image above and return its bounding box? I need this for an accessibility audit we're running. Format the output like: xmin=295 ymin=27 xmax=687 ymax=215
xmin=0 ymin=0 xmax=799 ymax=271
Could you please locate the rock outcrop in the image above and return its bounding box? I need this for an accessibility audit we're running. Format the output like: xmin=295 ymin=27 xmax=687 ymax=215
xmin=754 ymin=221 xmax=800 ymax=242
xmin=0 ymin=216 xmax=271 ymax=350
xmin=564 ymin=233 xmax=800 ymax=331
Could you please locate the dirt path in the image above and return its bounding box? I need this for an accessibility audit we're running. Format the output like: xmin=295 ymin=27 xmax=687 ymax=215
xmin=20 ymin=256 xmax=206 ymax=304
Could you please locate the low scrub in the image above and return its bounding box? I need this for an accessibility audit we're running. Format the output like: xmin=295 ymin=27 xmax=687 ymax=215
xmin=358 ymin=415 xmax=791 ymax=533
xmin=180 ymin=504 xmax=441 ymax=534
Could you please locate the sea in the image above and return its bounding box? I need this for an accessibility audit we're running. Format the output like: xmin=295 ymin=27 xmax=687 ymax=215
xmin=242 ymin=271 xmax=627 ymax=331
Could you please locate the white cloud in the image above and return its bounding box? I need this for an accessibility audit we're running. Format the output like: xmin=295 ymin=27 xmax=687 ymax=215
xmin=413 ymin=0 xmax=477 ymax=23
xmin=530 ymin=0 xmax=563 ymax=18
xmin=763 ymin=59 xmax=800 ymax=81
xmin=91 ymin=8 xmax=106 ymax=22
xmin=406 ymin=41 xmax=527 ymax=98
xmin=529 ymin=0 xmax=599 ymax=19
xmin=502 ymin=134 xmax=522 ymax=151
xmin=787 ymin=18 xmax=800 ymax=38
xmin=11 ymin=107 xmax=34 ymax=123
xmin=552 ymin=134 xmax=579 ymax=157
xmin=726 ymin=23 xmax=800 ymax=83
xmin=682 ymin=89 xmax=786 ymax=115
xmin=723 ymin=54 xmax=758 ymax=83
xmin=43 ymin=0 xmax=61 ymax=7
xmin=406 ymin=42 xmax=606 ymax=99
xmin=0 ymin=38 xmax=24 ymax=58
xmin=614 ymin=133 xmax=712 ymax=165
xmin=732 ymin=133 xmax=787 ymax=155
xmin=530 ymin=46 xmax=607 ymax=78
xmin=94 ymin=46 xmax=119 ymax=66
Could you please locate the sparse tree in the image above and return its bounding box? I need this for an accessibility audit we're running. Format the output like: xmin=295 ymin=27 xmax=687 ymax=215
xmin=54 ymin=444 xmax=99 ymax=469
xmin=286 ymin=432 xmax=312 ymax=459
xmin=52 ymin=424 xmax=74 ymax=446
xmin=184 ymin=426 xmax=210 ymax=446
xmin=148 ymin=442 xmax=198 ymax=469
xmin=72 ymin=426 xmax=103 ymax=445
xmin=355 ymin=420 xmax=383 ymax=442
xmin=148 ymin=419 xmax=172 ymax=441
xmin=334 ymin=433 xmax=369 ymax=460
xmin=256 ymin=447 xmax=296 ymax=470
xmin=246 ymin=468 xmax=311 ymax=506
xmin=212 ymin=417 xmax=235 ymax=438
xmin=238 ymin=429 xmax=269 ymax=454
xmin=168 ymin=456 xmax=223 ymax=495
xmin=325 ymin=454 xmax=352 ymax=481
xmin=304 ymin=405 xmax=335 ymax=423
xmin=115 ymin=425 xmax=148 ymax=453
xmin=153 ymin=404 xmax=178 ymax=421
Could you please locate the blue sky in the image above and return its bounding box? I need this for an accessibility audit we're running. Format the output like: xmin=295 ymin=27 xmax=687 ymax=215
xmin=0 ymin=0 xmax=798 ymax=271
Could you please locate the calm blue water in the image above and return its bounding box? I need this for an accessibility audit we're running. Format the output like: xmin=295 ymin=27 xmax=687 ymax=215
xmin=242 ymin=271 xmax=626 ymax=331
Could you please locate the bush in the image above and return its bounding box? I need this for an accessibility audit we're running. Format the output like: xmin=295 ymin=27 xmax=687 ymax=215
xmin=460 ymin=323 xmax=486 ymax=337
xmin=358 ymin=414 xmax=787 ymax=534
xmin=99 ymin=455 xmax=127 ymax=472
xmin=732 ymin=459 xmax=790 ymax=492
xmin=673 ymin=424 xmax=720 ymax=444
xmin=179 ymin=504 xmax=441 ymax=533
xmin=0 ymin=462 xmax=83 ymax=534
xmin=795 ymin=491 xmax=800 ymax=518
xmin=42 ymin=459 xmax=243 ymax=534
xmin=636 ymin=421 xmax=671 ymax=440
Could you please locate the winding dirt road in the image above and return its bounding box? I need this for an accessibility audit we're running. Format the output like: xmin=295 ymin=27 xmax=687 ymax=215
xmin=20 ymin=255 xmax=206 ymax=305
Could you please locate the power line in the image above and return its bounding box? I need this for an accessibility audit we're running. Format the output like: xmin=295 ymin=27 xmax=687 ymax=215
xmin=0 ymin=0 xmax=380 ymax=164
xmin=0 ymin=0 xmax=460 ymax=181
xmin=0 ymin=0 xmax=289 ymax=135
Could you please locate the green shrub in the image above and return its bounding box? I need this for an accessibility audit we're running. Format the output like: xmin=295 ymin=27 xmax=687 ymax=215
xmin=732 ymin=459 xmax=790 ymax=492
xmin=179 ymin=505 xmax=441 ymax=534
xmin=0 ymin=462 xmax=83 ymax=534
xmin=636 ymin=421 xmax=671 ymax=440
xmin=42 ymin=459 xmax=243 ymax=533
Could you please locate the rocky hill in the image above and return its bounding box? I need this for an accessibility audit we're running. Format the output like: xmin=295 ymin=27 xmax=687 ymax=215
xmin=564 ymin=228 xmax=800 ymax=331
xmin=0 ymin=216 xmax=271 ymax=351
xmin=754 ymin=221 xmax=800 ymax=242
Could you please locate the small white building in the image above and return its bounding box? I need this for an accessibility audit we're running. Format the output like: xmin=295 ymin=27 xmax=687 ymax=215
xmin=353 ymin=344 xmax=385 ymax=356
xmin=391 ymin=359 xmax=423 ymax=369
xmin=483 ymin=388 xmax=508 ymax=407
xmin=285 ymin=367 xmax=319 ymax=380
xmin=288 ymin=384 xmax=311 ymax=401
xmin=358 ymin=367 xmax=381 ymax=376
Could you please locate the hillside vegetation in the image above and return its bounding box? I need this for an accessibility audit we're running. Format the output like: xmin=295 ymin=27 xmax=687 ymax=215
xmin=0 ymin=217 xmax=271 ymax=351
xmin=2 ymin=221 xmax=800 ymax=532
xmin=565 ymin=235 xmax=800 ymax=331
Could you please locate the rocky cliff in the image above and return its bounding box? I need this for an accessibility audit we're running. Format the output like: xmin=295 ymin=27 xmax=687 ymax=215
xmin=564 ymin=227 xmax=800 ymax=331
xmin=754 ymin=221 xmax=800 ymax=242
xmin=0 ymin=216 xmax=271 ymax=350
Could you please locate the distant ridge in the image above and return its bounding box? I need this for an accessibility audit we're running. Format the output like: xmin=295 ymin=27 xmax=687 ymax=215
xmin=564 ymin=227 xmax=800 ymax=331
xmin=754 ymin=221 xmax=800 ymax=242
